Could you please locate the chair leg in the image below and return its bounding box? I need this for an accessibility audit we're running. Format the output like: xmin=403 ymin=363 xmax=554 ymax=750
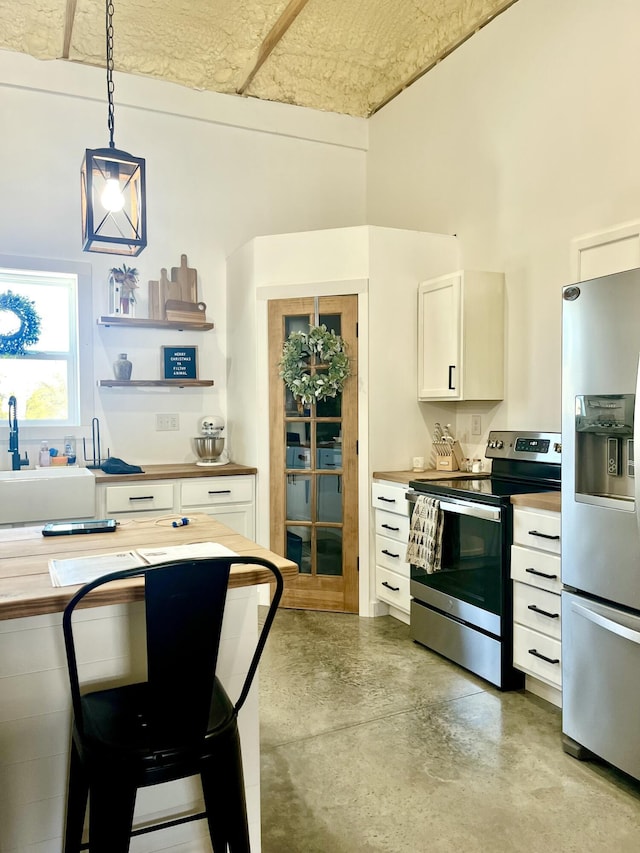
xmin=64 ymin=740 xmax=89 ymax=853
xmin=87 ymin=772 xmax=137 ymax=853
xmin=201 ymin=726 xmax=250 ymax=853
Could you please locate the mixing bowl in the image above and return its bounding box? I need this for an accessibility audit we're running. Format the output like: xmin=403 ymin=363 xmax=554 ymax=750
xmin=193 ymin=436 xmax=225 ymax=465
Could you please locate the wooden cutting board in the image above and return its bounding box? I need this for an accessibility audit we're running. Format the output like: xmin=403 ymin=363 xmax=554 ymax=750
xmin=171 ymin=254 xmax=198 ymax=302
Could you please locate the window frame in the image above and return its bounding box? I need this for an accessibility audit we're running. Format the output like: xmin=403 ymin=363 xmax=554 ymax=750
xmin=0 ymin=254 xmax=93 ymax=441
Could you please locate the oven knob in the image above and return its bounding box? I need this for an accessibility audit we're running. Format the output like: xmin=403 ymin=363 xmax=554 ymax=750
xmin=495 ymin=440 xmax=504 ymax=449
xmin=488 ymin=440 xmax=495 ymax=448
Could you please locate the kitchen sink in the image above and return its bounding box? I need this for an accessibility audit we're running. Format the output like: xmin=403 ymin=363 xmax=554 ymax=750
xmin=0 ymin=467 xmax=96 ymax=524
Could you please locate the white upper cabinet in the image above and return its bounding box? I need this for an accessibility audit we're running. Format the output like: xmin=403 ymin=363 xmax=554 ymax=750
xmin=418 ymin=270 xmax=505 ymax=401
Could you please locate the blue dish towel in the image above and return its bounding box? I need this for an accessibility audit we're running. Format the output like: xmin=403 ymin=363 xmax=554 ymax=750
xmin=405 ymin=495 xmax=443 ymax=573
xmin=100 ymin=456 xmax=144 ymax=475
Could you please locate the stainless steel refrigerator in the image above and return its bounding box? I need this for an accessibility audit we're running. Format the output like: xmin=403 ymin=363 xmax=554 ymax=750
xmin=562 ymin=268 xmax=640 ymax=781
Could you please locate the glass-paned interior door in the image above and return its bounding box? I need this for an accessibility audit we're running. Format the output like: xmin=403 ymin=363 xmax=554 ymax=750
xmin=268 ymin=295 xmax=358 ymax=612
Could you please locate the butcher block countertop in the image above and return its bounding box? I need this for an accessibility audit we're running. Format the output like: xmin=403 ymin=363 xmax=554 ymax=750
xmin=511 ymin=492 xmax=561 ymax=512
xmin=92 ymin=462 xmax=257 ymax=484
xmin=0 ymin=513 xmax=296 ymax=621
xmin=372 ymin=469 xmax=489 ymax=486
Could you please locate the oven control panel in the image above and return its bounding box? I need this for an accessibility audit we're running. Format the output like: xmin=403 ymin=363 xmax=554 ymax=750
xmin=486 ymin=431 xmax=562 ymax=463
xmin=515 ymin=437 xmax=549 ymax=453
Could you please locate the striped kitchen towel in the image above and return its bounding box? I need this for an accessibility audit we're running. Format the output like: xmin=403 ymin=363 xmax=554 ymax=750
xmin=405 ymin=495 xmax=444 ymax=573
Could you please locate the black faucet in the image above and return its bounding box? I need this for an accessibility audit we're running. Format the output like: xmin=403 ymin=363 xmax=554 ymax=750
xmin=8 ymin=396 xmax=29 ymax=471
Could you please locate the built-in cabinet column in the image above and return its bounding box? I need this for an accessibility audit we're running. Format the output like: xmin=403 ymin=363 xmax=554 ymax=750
xmin=371 ymin=479 xmax=411 ymax=623
xmin=511 ymin=504 xmax=562 ymax=707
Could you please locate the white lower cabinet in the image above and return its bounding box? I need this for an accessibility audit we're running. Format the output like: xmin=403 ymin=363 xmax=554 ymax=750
xmin=511 ymin=506 xmax=562 ymax=706
xmin=181 ymin=476 xmax=255 ymax=538
xmin=372 ymin=480 xmax=410 ymax=623
xmin=98 ymin=475 xmax=256 ymax=539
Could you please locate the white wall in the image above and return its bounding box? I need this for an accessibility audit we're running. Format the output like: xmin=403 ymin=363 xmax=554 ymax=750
xmin=0 ymin=51 xmax=367 ymax=468
xmin=367 ymin=0 xmax=640 ymax=444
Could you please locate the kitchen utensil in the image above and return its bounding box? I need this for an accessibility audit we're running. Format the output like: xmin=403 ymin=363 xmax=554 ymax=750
xmin=83 ymin=417 xmax=110 ymax=469
xmin=193 ymin=436 xmax=225 ymax=465
xmin=193 ymin=415 xmax=226 ymax=466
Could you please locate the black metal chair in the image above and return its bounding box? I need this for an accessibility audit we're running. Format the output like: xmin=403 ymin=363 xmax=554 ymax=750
xmin=62 ymin=555 xmax=283 ymax=853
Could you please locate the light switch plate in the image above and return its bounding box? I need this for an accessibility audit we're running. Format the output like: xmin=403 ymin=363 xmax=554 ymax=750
xmin=156 ymin=413 xmax=179 ymax=431
xmin=471 ymin=414 xmax=481 ymax=435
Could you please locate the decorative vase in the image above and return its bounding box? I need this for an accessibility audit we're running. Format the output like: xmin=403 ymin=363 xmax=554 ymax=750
xmin=113 ymin=353 xmax=132 ymax=380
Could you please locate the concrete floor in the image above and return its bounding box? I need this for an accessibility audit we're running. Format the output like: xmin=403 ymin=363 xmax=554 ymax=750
xmin=259 ymin=610 xmax=640 ymax=853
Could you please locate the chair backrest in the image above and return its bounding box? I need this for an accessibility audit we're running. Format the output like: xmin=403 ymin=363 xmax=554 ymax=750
xmin=62 ymin=556 xmax=283 ymax=737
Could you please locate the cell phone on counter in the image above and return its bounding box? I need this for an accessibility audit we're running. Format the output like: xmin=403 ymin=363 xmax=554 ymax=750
xmin=42 ymin=519 xmax=118 ymax=536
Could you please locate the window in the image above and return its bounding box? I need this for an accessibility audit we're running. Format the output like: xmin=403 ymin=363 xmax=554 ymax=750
xmin=0 ymin=256 xmax=93 ymax=430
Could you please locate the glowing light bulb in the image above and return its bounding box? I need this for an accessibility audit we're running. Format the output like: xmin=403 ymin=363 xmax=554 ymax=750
xmin=101 ymin=178 xmax=125 ymax=212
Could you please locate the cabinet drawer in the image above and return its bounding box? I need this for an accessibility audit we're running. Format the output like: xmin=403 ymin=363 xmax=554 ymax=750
xmin=375 ymin=534 xmax=410 ymax=577
xmin=513 ymin=509 xmax=560 ymax=553
xmin=375 ymin=565 xmax=410 ymax=613
xmin=374 ymin=509 xmax=410 ymax=543
xmin=371 ymin=482 xmax=408 ymax=516
xmin=513 ymin=582 xmax=561 ymax=640
xmin=105 ymin=483 xmax=174 ymax=514
xmin=511 ymin=545 xmax=561 ymax=593
xmin=513 ymin=624 xmax=562 ymax=688
xmin=181 ymin=476 xmax=254 ymax=507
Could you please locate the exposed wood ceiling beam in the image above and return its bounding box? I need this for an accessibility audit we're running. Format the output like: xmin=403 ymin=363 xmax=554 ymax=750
xmin=61 ymin=0 xmax=78 ymax=59
xmin=369 ymin=0 xmax=519 ymax=116
xmin=237 ymin=0 xmax=310 ymax=95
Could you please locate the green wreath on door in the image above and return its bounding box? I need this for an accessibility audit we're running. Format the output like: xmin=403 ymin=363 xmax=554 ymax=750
xmin=279 ymin=324 xmax=350 ymax=407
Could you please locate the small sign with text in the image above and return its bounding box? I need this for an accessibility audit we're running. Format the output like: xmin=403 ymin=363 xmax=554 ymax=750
xmin=162 ymin=346 xmax=198 ymax=380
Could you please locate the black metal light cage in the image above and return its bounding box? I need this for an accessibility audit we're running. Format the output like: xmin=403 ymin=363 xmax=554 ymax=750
xmin=81 ymin=146 xmax=147 ymax=256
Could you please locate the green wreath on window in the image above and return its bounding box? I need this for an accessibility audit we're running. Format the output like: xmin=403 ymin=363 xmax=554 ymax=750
xmin=0 ymin=290 xmax=42 ymax=355
xmin=279 ymin=324 xmax=350 ymax=406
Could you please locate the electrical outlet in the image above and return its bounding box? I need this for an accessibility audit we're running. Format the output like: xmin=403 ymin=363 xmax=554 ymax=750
xmin=156 ymin=413 xmax=179 ymax=431
xmin=471 ymin=414 xmax=481 ymax=436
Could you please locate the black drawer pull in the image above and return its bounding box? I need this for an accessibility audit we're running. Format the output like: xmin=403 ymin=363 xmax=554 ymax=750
xmin=527 ymin=604 xmax=560 ymax=619
xmin=528 ymin=648 xmax=560 ymax=665
xmin=525 ymin=567 xmax=558 ymax=580
xmin=381 ymin=523 xmax=400 ymax=532
xmin=448 ymin=364 xmax=456 ymax=390
xmin=129 ymin=495 xmax=154 ymax=501
xmin=528 ymin=529 xmax=560 ymax=541
xmin=382 ymin=581 xmax=400 ymax=592
xmin=208 ymin=490 xmax=232 ymax=495
xmin=377 ymin=496 xmax=396 ymax=503
xmin=381 ymin=549 xmax=400 ymax=559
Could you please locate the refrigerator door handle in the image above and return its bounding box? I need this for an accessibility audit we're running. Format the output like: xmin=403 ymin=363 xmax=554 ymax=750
xmin=571 ymin=601 xmax=640 ymax=645
xmin=635 ymin=353 xmax=640 ymax=519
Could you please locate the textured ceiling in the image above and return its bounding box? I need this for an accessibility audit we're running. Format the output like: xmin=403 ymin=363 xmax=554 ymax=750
xmin=0 ymin=0 xmax=517 ymax=117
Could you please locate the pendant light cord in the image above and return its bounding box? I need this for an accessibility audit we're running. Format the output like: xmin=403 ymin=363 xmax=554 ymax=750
xmin=106 ymin=0 xmax=116 ymax=149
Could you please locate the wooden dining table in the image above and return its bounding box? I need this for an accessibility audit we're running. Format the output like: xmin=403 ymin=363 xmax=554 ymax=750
xmin=0 ymin=513 xmax=297 ymax=852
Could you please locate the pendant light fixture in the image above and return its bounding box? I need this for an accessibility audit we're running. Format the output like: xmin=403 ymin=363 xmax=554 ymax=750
xmin=81 ymin=0 xmax=147 ymax=256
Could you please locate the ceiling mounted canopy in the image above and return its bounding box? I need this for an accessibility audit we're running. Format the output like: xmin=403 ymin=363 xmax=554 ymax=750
xmin=1 ymin=1 xmax=518 ymax=118
xmin=81 ymin=0 xmax=147 ymax=257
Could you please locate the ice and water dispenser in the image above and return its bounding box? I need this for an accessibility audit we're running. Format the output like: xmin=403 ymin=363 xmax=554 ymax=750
xmin=575 ymin=394 xmax=634 ymax=504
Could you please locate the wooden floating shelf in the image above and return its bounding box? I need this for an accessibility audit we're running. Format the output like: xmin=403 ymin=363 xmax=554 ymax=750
xmin=98 ymin=380 xmax=214 ymax=388
xmin=97 ymin=316 xmax=214 ymax=331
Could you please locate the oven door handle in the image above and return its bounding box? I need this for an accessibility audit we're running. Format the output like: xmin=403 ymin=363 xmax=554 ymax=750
xmin=407 ymin=491 xmax=501 ymax=522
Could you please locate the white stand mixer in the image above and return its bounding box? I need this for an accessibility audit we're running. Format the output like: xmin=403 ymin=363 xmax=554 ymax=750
xmin=193 ymin=415 xmax=227 ymax=466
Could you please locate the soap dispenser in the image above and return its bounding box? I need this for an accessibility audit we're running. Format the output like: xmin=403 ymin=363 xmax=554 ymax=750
xmin=39 ymin=441 xmax=50 ymax=467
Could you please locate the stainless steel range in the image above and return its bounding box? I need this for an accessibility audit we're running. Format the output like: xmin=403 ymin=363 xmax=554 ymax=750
xmin=407 ymin=430 xmax=561 ymax=690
